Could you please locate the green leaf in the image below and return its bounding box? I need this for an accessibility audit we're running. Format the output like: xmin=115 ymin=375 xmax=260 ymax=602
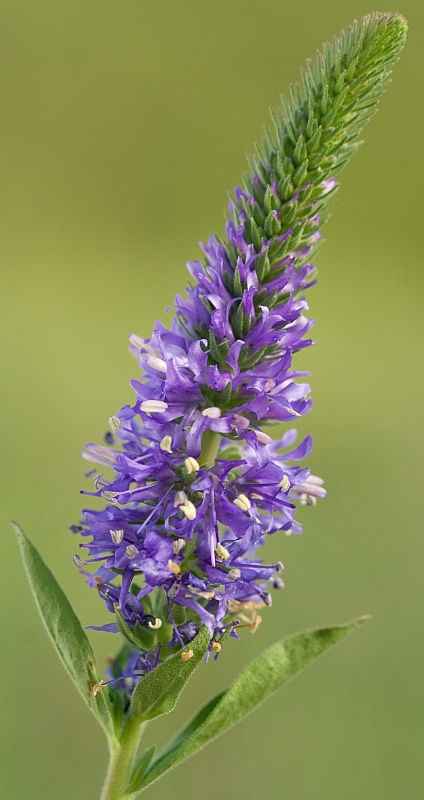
xmin=128 ymin=745 xmax=156 ymax=793
xmin=12 ymin=522 xmax=116 ymax=742
xmin=140 ymin=617 xmax=369 ymax=790
xmin=130 ymin=625 xmax=210 ymax=721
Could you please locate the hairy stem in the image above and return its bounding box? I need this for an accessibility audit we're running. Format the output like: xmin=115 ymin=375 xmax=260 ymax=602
xmin=101 ymin=717 xmax=145 ymax=800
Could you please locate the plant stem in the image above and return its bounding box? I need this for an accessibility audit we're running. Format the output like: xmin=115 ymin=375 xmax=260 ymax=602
xmin=199 ymin=429 xmax=221 ymax=467
xmin=101 ymin=716 xmax=145 ymax=800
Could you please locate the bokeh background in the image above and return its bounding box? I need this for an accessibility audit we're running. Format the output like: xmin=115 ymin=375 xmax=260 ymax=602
xmin=1 ymin=2 xmax=422 ymax=798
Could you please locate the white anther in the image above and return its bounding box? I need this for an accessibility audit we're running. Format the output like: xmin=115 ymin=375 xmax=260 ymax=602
xmin=148 ymin=618 xmax=163 ymax=630
xmin=278 ymin=475 xmax=290 ymax=492
xmin=173 ymin=538 xmax=186 ymax=555
xmin=215 ymin=543 xmax=230 ymax=561
xmin=264 ymin=379 xmax=276 ymax=392
xmin=83 ymin=444 xmax=117 ymax=467
xmin=129 ymin=334 xmax=145 ymax=350
xmin=180 ymin=500 xmax=197 ymax=520
xmin=250 ymin=493 xmax=263 ymax=500
xmin=254 ymin=430 xmax=273 ymax=445
xmin=174 ymin=490 xmax=187 ymax=507
xmin=233 ymin=494 xmax=251 ymax=512
xmin=228 ymin=568 xmax=241 ymax=581
xmin=73 ymin=555 xmax=86 ymax=570
xmin=108 ymin=416 xmax=122 ymax=434
xmin=110 ymin=529 xmax=124 ymax=544
xmin=201 ymin=407 xmax=221 ymax=419
xmin=184 ymin=457 xmax=200 ymax=474
xmin=126 ymin=544 xmax=138 ymax=559
xmin=140 ymin=400 xmax=168 ymax=414
xmin=147 ymin=356 xmax=167 ymax=373
xmin=160 ymin=435 xmax=173 ymax=453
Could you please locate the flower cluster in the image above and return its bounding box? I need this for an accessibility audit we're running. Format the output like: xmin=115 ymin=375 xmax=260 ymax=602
xmin=73 ymin=170 xmax=327 ymax=692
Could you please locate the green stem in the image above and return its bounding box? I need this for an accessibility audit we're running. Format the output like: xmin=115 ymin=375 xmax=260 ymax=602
xmin=199 ymin=429 xmax=221 ymax=467
xmin=101 ymin=717 xmax=145 ymax=800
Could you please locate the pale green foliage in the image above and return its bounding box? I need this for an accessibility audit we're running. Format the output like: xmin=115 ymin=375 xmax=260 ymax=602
xmin=12 ymin=523 xmax=116 ymax=741
xmin=134 ymin=618 xmax=369 ymax=792
xmin=130 ymin=626 xmax=210 ymax=721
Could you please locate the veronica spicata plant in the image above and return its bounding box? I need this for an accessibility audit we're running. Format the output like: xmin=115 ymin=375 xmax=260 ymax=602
xmin=14 ymin=13 xmax=406 ymax=800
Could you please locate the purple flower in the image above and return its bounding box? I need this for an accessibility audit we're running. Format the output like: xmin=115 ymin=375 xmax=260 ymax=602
xmin=74 ymin=172 xmax=328 ymax=693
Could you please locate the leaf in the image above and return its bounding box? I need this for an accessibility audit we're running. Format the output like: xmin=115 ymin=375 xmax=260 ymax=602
xmin=12 ymin=522 xmax=116 ymax=742
xmin=140 ymin=618 xmax=369 ymax=790
xmin=128 ymin=745 xmax=156 ymax=793
xmin=130 ymin=625 xmax=210 ymax=721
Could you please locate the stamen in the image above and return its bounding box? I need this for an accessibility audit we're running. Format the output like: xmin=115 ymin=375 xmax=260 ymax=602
xmin=233 ymin=493 xmax=251 ymax=512
xmin=228 ymin=568 xmax=241 ymax=580
xmin=148 ymin=618 xmax=163 ymax=630
xmin=250 ymin=493 xmax=263 ymax=500
xmin=201 ymin=407 xmax=221 ymax=419
xmin=274 ymin=561 xmax=284 ymax=573
xmin=168 ymin=559 xmax=181 ymax=576
xmin=110 ymin=529 xmax=124 ymax=544
xmin=278 ymin=475 xmax=290 ymax=492
xmin=93 ymin=681 xmax=106 ymax=696
xmin=73 ymin=554 xmax=86 ymax=570
xmin=174 ymin=490 xmax=187 ymax=507
xmin=126 ymin=544 xmax=138 ymax=559
xmin=180 ymin=500 xmax=196 ymax=520
xmin=181 ymin=649 xmax=194 ymax=662
xmin=173 ymin=538 xmax=186 ymax=555
xmin=250 ymin=615 xmax=262 ymax=634
xmin=254 ymin=429 xmax=273 ymax=445
xmin=212 ymin=641 xmax=222 ymax=652
xmin=184 ymin=456 xmax=200 ymax=474
xmin=215 ymin=542 xmax=230 ymax=561
xmin=108 ymin=416 xmax=122 ymax=434
xmin=140 ymin=400 xmax=168 ymax=414
xmin=101 ymin=491 xmax=119 ymax=504
xmin=147 ymin=356 xmax=167 ymax=373
xmin=160 ymin=435 xmax=173 ymax=453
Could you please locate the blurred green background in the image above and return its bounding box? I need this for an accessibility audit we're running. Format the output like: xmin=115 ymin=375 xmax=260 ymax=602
xmin=1 ymin=2 xmax=422 ymax=798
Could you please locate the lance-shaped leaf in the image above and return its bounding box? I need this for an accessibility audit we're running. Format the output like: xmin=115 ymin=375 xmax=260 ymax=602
xmin=130 ymin=625 xmax=210 ymax=721
xmin=12 ymin=522 xmax=116 ymax=742
xmin=137 ymin=617 xmax=369 ymax=790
